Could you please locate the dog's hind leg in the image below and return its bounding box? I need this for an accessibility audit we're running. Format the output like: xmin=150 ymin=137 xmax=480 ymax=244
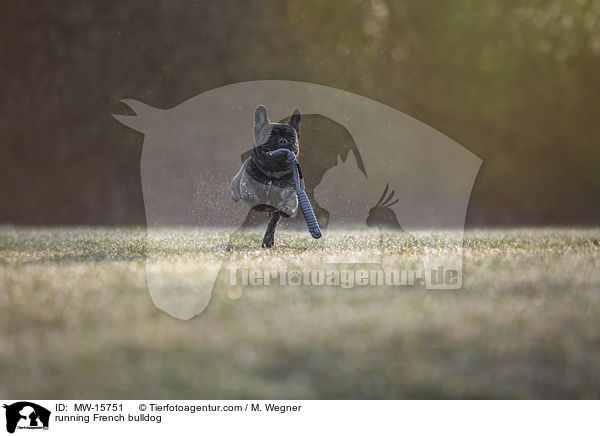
xmin=262 ymin=211 xmax=282 ymax=248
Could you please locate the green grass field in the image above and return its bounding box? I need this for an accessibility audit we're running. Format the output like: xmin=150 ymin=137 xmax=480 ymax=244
xmin=1 ymin=227 xmax=600 ymax=399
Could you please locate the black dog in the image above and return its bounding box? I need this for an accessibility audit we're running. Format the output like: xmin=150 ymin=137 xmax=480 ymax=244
xmin=231 ymin=105 xmax=301 ymax=247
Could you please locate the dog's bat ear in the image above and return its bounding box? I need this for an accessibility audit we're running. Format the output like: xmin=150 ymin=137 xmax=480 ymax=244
xmin=254 ymin=105 xmax=269 ymax=133
xmin=287 ymin=108 xmax=301 ymax=135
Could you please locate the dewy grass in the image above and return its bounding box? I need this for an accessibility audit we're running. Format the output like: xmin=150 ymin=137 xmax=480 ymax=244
xmin=1 ymin=227 xmax=599 ymax=398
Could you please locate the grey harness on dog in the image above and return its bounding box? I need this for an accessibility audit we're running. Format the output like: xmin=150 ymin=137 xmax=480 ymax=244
xmin=266 ymin=148 xmax=322 ymax=239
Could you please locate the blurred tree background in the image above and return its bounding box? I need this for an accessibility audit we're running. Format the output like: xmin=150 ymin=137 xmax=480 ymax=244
xmin=1 ymin=0 xmax=599 ymax=226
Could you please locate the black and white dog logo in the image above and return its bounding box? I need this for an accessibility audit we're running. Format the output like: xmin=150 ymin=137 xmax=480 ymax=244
xmin=3 ymin=402 xmax=50 ymax=434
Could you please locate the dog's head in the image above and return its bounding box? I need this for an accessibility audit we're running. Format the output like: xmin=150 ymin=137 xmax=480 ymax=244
xmin=253 ymin=105 xmax=301 ymax=167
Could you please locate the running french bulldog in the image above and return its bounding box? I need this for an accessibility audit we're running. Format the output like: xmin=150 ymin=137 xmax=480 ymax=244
xmin=231 ymin=105 xmax=301 ymax=247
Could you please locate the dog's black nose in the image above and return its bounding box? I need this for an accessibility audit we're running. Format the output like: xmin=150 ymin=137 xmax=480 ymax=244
xmin=278 ymin=138 xmax=288 ymax=147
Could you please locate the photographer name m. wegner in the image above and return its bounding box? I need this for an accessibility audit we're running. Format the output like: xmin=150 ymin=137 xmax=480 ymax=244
xmin=229 ymin=265 xmax=461 ymax=289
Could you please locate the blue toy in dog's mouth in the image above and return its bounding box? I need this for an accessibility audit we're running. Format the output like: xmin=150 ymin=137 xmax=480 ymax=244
xmin=266 ymin=148 xmax=322 ymax=239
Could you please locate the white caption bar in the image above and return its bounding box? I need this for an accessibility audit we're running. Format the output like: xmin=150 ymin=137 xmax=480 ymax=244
xmin=1 ymin=400 xmax=597 ymax=435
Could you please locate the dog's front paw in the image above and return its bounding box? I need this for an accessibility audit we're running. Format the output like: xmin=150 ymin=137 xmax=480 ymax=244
xmin=262 ymin=235 xmax=275 ymax=248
